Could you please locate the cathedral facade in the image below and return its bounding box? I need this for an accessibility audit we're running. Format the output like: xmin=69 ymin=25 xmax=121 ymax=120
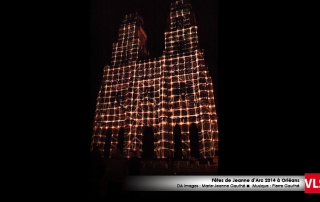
xmin=91 ymin=0 xmax=218 ymax=159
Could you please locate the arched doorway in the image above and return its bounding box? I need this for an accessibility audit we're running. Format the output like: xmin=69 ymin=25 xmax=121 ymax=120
xmin=142 ymin=126 xmax=154 ymax=159
xmin=103 ymin=128 xmax=112 ymax=159
xmin=174 ymin=124 xmax=182 ymax=159
xmin=117 ymin=127 xmax=125 ymax=155
xmin=189 ymin=123 xmax=200 ymax=158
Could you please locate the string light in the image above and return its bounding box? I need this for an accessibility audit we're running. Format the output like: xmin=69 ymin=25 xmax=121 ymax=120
xmin=91 ymin=0 xmax=218 ymax=158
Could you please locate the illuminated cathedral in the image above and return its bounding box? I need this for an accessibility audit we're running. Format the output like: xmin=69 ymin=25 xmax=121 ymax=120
xmin=91 ymin=0 xmax=218 ymax=159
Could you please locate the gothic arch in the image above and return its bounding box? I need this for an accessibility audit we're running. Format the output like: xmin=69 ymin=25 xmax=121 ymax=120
xmin=142 ymin=126 xmax=154 ymax=159
xmin=189 ymin=123 xmax=200 ymax=158
xmin=174 ymin=124 xmax=182 ymax=159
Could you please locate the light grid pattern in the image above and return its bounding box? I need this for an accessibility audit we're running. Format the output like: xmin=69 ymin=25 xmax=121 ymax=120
xmin=91 ymin=0 xmax=218 ymax=159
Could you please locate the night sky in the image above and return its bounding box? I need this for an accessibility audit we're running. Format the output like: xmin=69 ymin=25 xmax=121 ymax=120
xmin=90 ymin=0 xmax=218 ymax=141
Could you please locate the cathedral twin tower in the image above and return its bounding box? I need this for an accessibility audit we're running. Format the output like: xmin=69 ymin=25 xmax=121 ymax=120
xmin=91 ymin=0 xmax=218 ymax=159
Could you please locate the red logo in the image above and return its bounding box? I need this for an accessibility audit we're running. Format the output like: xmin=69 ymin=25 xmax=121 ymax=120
xmin=305 ymin=174 xmax=320 ymax=193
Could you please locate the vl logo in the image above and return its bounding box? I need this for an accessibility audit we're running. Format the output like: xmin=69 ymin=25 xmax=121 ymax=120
xmin=305 ymin=174 xmax=320 ymax=193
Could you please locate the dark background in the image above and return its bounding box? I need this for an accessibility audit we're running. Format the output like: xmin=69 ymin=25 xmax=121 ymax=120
xmin=89 ymin=0 xmax=317 ymax=177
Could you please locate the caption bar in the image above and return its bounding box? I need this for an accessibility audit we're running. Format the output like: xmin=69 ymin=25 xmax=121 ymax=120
xmin=126 ymin=175 xmax=319 ymax=192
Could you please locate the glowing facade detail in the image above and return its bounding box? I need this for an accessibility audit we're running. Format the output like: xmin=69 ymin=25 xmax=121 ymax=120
xmin=91 ymin=0 xmax=218 ymax=159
